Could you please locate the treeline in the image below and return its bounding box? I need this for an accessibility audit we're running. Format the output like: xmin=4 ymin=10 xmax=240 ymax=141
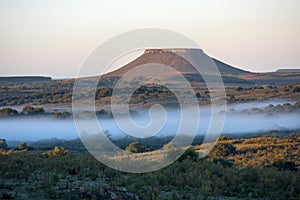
xmin=0 ymin=106 xmax=116 ymax=119
xmin=0 ymin=105 xmax=73 ymax=119
xmin=0 ymin=105 xmax=46 ymax=117
xmin=230 ymin=100 xmax=300 ymax=115
xmin=0 ymin=105 xmax=45 ymax=117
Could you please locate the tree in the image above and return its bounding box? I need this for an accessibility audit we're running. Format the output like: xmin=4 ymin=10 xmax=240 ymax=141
xmin=33 ymin=107 xmax=45 ymax=114
xmin=22 ymin=105 xmax=34 ymax=114
xmin=0 ymin=108 xmax=18 ymax=117
xmin=53 ymin=111 xmax=71 ymax=119
xmin=236 ymin=87 xmax=243 ymax=91
xmin=270 ymin=160 xmax=298 ymax=171
xmin=163 ymin=142 xmax=176 ymax=150
xmin=125 ymin=142 xmax=148 ymax=153
xmin=294 ymin=100 xmax=300 ymax=108
xmin=42 ymin=146 xmax=68 ymax=157
xmin=22 ymin=105 xmax=44 ymax=115
xmin=209 ymin=142 xmax=236 ymax=159
xmin=178 ymin=146 xmax=198 ymax=162
xmin=96 ymin=109 xmax=111 ymax=118
xmin=292 ymin=86 xmax=300 ymax=92
xmin=217 ymin=135 xmax=228 ymax=142
xmin=0 ymin=139 xmax=7 ymax=149
xmin=17 ymin=142 xmax=27 ymax=150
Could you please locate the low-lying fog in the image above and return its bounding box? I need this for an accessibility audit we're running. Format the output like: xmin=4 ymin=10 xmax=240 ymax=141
xmin=1 ymin=100 xmax=299 ymax=141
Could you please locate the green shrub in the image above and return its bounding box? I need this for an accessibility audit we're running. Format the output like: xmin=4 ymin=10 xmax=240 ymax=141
xmin=269 ymin=160 xmax=298 ymax=171
xmin=217 ymin=135 xmax=228 ymax=142
xmin=22 ymin=105 xmax=44 ymax=115
xmin=0 ymin=108 xmax=18 ymax=117
xmin=42 ymin=146 xmax=68 ymax=157
xmin=125 ymin=142 xmax=149 ymax=153
xmin=0 ymin=139 xmax=7 ymax=149
xmin=22 ymin=105 xmax=34 ymax=114
xmin=178 ymin=146 xmax=198 ymax=162
xmin=209 ymin=142 xmax=236 ymax=159
xmin=236 ymin=87 xmax=243 ymax=91
xmin=292 ymin=86 xmax=300 ymax=92
xmin=17 ymin=142 xmax=27 ymax=150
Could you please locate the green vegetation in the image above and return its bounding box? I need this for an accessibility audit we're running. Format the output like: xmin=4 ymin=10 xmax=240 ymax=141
xmin=217 ymin=135 xmax=228 ymax=141
xmin=208 ymin=142 xmax=236 ymax=159
xmin=0 ymin=137 xmax=300 ymax=199
xmin=0 ymin=106 xmax=45 ymax=118
xmin=17 ymin=142 xmax=27 ymax=151
xmin=0 ymin=108 xmax=18 ymax=117
xmin=22 ymin=105 xmax=45 ymax=115
xmin=0 ymin=142 xmax=29 ymax=155
xmin=125 ymin=141 xmax=150 ymax=153
xmin=0 ymin=105 xmax=114 ymax=119
xmin=295 ymin=100 xmax=300 ymax=108
xmin=0 ymin=135 xmax=299 ymax=199
xmin=42 ymin=146 xmax=68 ymax=157
xmin=177 ymin=146 xmax=198 ymax=162
xmin=53 ymin=111 xmax=72 ymax=119
xmin=0 ymin=139 xmax=7 ymax=149
xmin=231 ymin=101 xmax=300 ymax=115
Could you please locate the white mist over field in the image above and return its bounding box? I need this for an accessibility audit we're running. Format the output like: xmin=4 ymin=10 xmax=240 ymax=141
xmin=0 ymin=101 xmax=299 ymax=141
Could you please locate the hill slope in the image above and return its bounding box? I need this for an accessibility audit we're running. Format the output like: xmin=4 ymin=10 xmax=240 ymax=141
xmin=103 ymin=48 xmax=250 ymax=78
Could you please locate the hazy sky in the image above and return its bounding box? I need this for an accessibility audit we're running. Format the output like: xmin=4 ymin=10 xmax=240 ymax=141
xmin=0 ymin=0 xmax=299 ymax=78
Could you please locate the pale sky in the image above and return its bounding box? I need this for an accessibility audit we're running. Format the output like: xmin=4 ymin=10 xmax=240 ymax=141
xmin=0 ymin=0 xmax=299 ymax=78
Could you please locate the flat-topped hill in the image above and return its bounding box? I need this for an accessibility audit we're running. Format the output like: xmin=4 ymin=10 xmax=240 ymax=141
xmin=103 ymin=48 xmax=250 ymax=78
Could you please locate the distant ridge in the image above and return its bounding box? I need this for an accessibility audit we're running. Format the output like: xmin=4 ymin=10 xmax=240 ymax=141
xmin=0 ymin=76 xmax=52 ymax=84
xmin=276 ymin=69 xmax=300 ymax=73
